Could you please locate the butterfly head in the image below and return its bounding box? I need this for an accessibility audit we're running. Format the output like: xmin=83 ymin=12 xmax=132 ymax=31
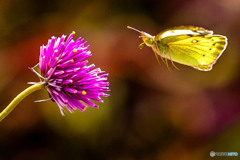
xmin=127 ymin=26 xmax=155 ymax=48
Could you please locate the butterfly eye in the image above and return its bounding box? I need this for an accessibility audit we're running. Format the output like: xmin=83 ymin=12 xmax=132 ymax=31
xmin=142 ymin=37 xmax=154 ymax=47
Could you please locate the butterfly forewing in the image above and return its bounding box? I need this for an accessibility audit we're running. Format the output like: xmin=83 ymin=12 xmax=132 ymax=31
xmin=158 ymin=26 xmax=213 ymax=39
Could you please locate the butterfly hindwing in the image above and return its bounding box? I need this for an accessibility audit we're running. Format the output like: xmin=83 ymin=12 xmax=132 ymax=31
xmin=163 ymin=34 xmax=227 ymax=71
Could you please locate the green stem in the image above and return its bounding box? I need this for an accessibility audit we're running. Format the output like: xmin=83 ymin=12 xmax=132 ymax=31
xmin=0 ymin=83 xmax=45 ymax=122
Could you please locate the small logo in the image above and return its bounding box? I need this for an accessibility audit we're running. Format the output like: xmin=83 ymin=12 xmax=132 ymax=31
xmin=210 ymin=151 xmax=238 ymax=157
xmin=228 ymin=152 xmax=238 ymax=156
xmin=210 ymin=151 xmax=215 ymax=157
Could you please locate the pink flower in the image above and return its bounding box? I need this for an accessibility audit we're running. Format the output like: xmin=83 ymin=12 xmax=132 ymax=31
xmin=31 ymin=31 xmax=109 ymax=115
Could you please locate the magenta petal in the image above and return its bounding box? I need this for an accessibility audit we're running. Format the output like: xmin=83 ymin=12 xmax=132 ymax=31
xmin=37 ymin=31 xmax=109 ymax=115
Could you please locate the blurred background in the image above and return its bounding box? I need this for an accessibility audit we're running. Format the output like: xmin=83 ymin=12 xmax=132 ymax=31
xmin=0 ymin=0 xmax=240 ymax=159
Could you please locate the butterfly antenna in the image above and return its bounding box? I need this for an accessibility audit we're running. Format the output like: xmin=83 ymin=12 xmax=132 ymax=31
xmin=127 ymin=26 xmax=142 ymax=33
xmin=127 ymin=26 xmax=154 ymax=41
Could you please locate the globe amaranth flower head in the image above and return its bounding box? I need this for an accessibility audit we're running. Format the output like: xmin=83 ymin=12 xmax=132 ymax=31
xmin=30 ymin=31 xmax=109 ymax=115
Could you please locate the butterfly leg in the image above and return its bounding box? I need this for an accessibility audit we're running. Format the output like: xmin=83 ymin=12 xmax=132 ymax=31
xmin=153 ymin=43 xmax=172 ymax=72
xmin=153 ymin=43 xmax=166 ymax=65
xmin=167 ymin=47 xmax=180 ymax=70
xmin=164 ymin=56 xmax=172 ymax=72
xmin=138 ymin=42 xmax=145 ymax=49
xmin=153 ymin=50 xmax=161 ymax=65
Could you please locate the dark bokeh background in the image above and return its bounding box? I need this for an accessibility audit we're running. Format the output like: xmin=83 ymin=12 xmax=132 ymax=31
xmin=0 ymin=0 xmax=240 ymax=159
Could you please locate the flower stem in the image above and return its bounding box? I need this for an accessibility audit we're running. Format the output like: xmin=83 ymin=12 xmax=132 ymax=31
xmin=0 ymin=83 xmax=45 ymax=122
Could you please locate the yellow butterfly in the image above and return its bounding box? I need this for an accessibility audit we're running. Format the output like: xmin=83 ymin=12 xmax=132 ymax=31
xmin=127 ymin=26 xmax=228 ymax=71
